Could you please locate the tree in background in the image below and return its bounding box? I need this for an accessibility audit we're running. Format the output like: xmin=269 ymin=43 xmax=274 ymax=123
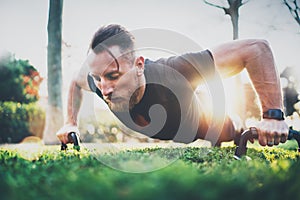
xmin=283 ymin=0 xmax=300 ymax=27
xmin=203 ymin=0 xmax=249 ymax=39
xmin=43 ymin=0 xmax=64 ymax=144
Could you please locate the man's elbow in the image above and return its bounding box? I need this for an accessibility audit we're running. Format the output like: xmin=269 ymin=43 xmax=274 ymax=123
xmin=252 ymin=39 xmax=272 ymax=55
xmin=243 ymin=39 xmax=273 ymax=62
xmin=72 ymin=74 xmax=91 ymax=91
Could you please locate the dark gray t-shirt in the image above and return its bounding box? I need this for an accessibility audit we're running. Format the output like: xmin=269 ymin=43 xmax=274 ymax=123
xmin=88 ymin=50 xmax=215 ymax=143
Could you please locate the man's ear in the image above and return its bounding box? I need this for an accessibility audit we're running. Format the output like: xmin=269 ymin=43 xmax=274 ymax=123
xmin=135 ymin=56 xmax=145 ymax=76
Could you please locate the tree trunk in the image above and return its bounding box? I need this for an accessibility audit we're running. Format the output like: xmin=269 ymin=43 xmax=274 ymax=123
xmin=230 ymin=9 xmax=239 ymax=40
xmin=223 ymin=0 xmax=240 ymax=39
xmin=43 ymin=0 xmax=64 ymax=144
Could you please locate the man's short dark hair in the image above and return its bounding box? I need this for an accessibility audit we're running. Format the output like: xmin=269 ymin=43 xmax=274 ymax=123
xmin=90 ymin=24 xmax=135 ymax=55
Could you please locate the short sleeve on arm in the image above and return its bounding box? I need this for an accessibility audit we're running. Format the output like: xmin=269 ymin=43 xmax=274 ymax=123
xmin=156 ymin=50 xmax=216 ymax=86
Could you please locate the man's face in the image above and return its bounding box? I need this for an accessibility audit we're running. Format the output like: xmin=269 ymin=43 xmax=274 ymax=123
xmin=88 ymin=46 xmax=144 ymax=112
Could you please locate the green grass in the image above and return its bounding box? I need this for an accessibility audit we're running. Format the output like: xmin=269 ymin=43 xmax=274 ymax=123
xmin=1 ymin=144 xmax=300 ymax=200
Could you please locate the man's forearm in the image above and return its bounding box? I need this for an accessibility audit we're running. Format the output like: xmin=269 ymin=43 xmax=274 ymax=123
xmin=66 ymin=80 xmax=83 ymax=125
xmin=244 ymin=40 xmax=283 ymax=113
xmin=212 ymin=39 xmax=288 ymax=147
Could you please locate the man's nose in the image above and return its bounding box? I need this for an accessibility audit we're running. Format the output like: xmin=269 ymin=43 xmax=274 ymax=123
xmin=99 ymin=81 xmax=114 ymax=97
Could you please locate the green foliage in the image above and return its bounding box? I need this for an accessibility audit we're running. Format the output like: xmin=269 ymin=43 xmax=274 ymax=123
xmin=0 ymin=101 xmax=45 ymax=143
xmin=0 ymin=146 xmax=299 ymax=200
xmin=0 ymin=53 xmax=45 ymax=143
xmin=0 ymin=53 xmax=43 ymax=103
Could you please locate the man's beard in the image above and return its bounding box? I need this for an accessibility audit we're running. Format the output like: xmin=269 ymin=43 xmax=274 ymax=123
xmin=106 ymin=88 xmax=142 ymax=112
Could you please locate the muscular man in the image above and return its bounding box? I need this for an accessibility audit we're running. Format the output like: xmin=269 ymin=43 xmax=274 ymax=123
xmin=56 ymin=24 xmax=289 ymax=147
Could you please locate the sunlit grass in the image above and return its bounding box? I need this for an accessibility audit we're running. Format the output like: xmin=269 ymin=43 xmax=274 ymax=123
xmin=1 ymin=144 xmax=300 ymax=200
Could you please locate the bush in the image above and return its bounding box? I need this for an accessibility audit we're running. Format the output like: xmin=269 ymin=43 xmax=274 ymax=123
xmin=0 ymin=101 xmax=45 ymax=143
xmin=0 ymin=53 xmax=43 ymax=103
xmin=0 ymin=53 xmax=45 ymax=143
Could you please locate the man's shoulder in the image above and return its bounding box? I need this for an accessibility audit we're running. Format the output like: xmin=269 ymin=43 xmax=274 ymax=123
xmin=145 ymin=50 xmax=214 ymax=68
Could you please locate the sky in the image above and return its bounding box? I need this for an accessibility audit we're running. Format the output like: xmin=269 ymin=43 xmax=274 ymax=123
xmin=0 ymin=0 xmax=299 ymax=100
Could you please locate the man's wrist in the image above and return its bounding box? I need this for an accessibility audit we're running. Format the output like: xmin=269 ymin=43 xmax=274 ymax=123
xmin=65 ymin=120 xmax=78 ymax=126
xmin=262 ymin=109 xmax=285 ymax=120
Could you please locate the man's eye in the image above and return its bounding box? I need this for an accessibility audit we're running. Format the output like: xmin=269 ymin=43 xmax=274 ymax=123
xmin=107 ymin=73 xmax=119 ymax=80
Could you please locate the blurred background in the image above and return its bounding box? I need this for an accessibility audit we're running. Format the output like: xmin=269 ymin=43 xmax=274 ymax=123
xmin=0 ymin=0 xmax=299 ymax=144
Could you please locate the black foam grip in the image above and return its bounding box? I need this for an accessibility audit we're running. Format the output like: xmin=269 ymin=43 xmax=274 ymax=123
xmin=61 ymin=132 xmax=80 ymax=151
xmin=234 ymin=127 xmax=300 ymax=159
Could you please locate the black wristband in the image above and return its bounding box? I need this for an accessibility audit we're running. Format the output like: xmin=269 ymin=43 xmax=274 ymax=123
xmin=263 ymin=109 xmax=285 ymax=120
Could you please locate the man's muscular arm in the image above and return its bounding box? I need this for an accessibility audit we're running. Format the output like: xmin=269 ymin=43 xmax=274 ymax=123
xmin=56 ymin=63 xmax=91 ymax=144
xmin=210 ymin=39 xmax=288 ymax=146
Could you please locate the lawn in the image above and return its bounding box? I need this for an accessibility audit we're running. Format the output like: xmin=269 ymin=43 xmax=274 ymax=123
xmin=0 ymin=141 xmax=300 ymax=200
